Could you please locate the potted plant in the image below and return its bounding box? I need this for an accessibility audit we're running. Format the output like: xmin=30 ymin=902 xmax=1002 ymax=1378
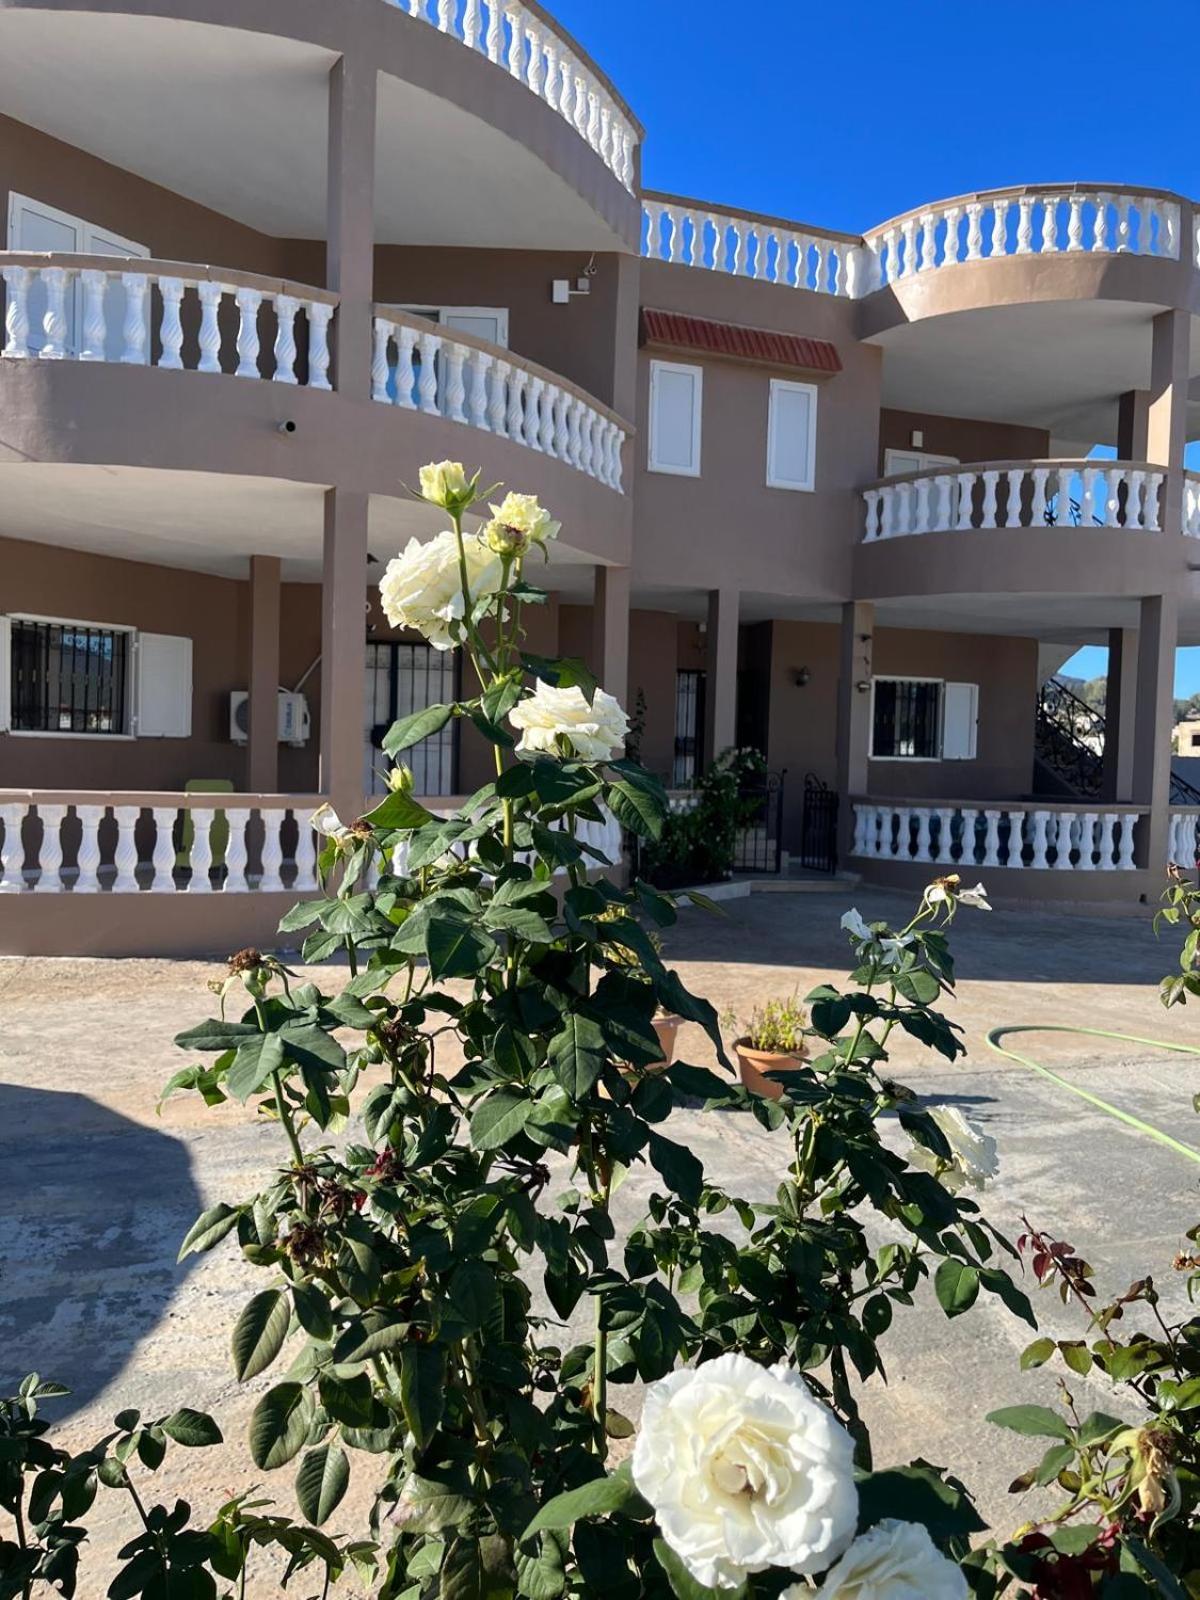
xmin=729 ymin=993 xmax=809 ymax=1098
xmin=597 ymin=907 xmax=684 ymax=1071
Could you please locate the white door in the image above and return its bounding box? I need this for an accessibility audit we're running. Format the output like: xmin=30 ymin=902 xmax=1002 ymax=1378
xmin=8 ymin=193 xmax=149 ymax=359
xmin=884 ymin=449 xmax=958 ymax=475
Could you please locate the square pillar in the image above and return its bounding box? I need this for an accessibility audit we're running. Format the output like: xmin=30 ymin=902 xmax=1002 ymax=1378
xmin=1116 ymin=391 xmax=1149 ymax=460
xmin=592 ymin=566 xmax=630 ymax=707
xmin=327 ymin=50 xmax=377 ymax=398
xmin=248 ymin=555 xmax=281 ymax=794
xmin=320 ymin=488 xmax=369 ymax=823
xmin=836 ymin=601 xmax=875 ymax=857
xmin=1101 ymin=626 xmax=1137 ymax=803
xmin=704 ymin=588 xmax=738 ymax=764
xmin=1147 ymin=308 xmax=1190 ymax=534
xmin=1131 ymin=592 xmax=1178 ymax=871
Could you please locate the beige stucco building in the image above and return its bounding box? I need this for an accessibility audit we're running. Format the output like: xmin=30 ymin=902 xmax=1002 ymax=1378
xmin=2 ymin=0 xmax=1199 ymax=953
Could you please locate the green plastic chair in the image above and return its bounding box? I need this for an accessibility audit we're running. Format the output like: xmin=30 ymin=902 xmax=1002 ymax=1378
xmin=176 ymin=778 xmax=235 ymax=869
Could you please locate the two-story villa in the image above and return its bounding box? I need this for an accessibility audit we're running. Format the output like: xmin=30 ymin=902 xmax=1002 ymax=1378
xmin=1 ymin=0 xmax=1197 ymax=953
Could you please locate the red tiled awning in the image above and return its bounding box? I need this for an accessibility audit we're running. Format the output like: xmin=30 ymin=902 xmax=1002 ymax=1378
xmin=640 ymin=307 xmax=841 ymax=375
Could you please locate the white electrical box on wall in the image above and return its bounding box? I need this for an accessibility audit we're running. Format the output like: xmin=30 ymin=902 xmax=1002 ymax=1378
xmin=230 ymin=690 xmax=310 ymax=747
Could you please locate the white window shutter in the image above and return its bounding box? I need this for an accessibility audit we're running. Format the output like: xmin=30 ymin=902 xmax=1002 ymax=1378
xmin=137 ymin=633 xmax=192 ymax=737
xmin=767 ymin=379 xmax=817 ymax=491
xmin=942 ymin=682 xmax=979 ymax=760
xmin=0 ymin=616 xmax=10 ymax=733
xmin=648 ymin=360 xmax=702 ymax=476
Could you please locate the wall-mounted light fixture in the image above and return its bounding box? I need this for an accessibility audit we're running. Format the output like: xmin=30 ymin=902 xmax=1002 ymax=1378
xmin=792 ymin=666 xmax=811 ymax=688
xmin=552 ymin=254 xmax=599 ymax=304
xmin=856 ymin=680 xmax=872 ymax=694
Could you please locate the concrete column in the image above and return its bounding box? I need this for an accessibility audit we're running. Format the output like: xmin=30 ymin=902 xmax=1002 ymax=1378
xmin=704 ymin=587 xmax=739 ymax=764
xmin=592 ymin=565 xmax=631 ymax=706
xmin=1116 ymin=391 xmax=1150 ymax=460
xmin=1131 ymin=592 xmax=1179 ymax=871
xmin=247 ymin=555 xmax=281 ymax=794
xmin=1101 ymin=626 xmax=1138 ymax=803
xmin=1147 ymin=308 xmax=1190 ymax=535
xmin=836 ymin=601 xmax=875 ymax=856
xmin=320 ymin=488 xmax=369 ymax=823
xmin=327 ymin=49 xmax=377 ymax=399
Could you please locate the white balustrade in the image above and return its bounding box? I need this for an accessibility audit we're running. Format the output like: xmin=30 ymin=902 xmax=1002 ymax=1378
xmin=1184 ymin=472 xmax=1200 ymax=537
xmin=863 ymin=461 xmax=1166 ymax=542
xmin=852 ymin=802 xmax=1143 ymax=872
xmin=643 ymin=197 xmax=863 ymax=298
xmin=380 ymin=0 xmax=637 ymax=191
xmin=371 ymin=312 xmax=626 ymax=491
xmin=0 ymin=798 xmax=327 ymax=892
xmin=1168 ymin=810 xmax=1200 ymax=869
xmin=0 ymin=257 xmax=338 ymax=387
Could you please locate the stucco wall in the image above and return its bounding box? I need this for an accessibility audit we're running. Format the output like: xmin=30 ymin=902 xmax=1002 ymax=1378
xmin=878 ymin=409 xmax=1051 ymax=473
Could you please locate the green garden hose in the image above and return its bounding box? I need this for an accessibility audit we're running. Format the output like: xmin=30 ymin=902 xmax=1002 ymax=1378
xmin=984 ymin=1025 xmax=1200 ymax=1166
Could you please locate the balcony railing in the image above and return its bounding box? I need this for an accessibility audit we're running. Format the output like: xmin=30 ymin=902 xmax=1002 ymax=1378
xmin=852 ymin=800 xmax=1145 ymax=872
xmin=382 ymin=0 xmax=638 ymax=192
xmin=642 ymin=194 xmax=867 ymax=298
xmin=371 ymin=309 xmax=627 ymax=491
xmin=0 ymin=256 xmax=338 ymax=386
xmin=862 ymin=460 xmax=1165 ymax=543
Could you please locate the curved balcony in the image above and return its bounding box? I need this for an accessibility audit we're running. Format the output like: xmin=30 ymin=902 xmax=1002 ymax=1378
xmin=862 ymin=460 xmax=1166 ymax=542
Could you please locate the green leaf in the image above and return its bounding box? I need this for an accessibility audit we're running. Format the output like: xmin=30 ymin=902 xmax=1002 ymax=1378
xmin=441 ymin=1534 xmax=516 ymax=1600
xmin=232 ymin=1289 xmax=292 ymax=1382
xmin=934 ymin=1258 xmax=979 ymax=1318
xmin=178 ymin=1202 xmax=239 ymax=1260
xmin=400 ymin=1344 xmax=446 ymax=1451
xmin=319 ymin=1369 xmax=375 ymax=1428
xmin=404 ymin=1474 xmax=477 ymax=1533
xmin=160 ymin=1408 xmax=222 ymax=1448
xmin=856 ymin=1464 xmax=986 ymax=1539
xmin=548 ymin=1014 xmax=607 ymax=1099
xmin=1034 ymin=1443 xmax=1076 ymax=1486
xmin=522 ymin=1462 xmax=647 ymax=1537
xmin=174 ymin=1020 xmax=259 ymax=1052
xmin=653 ymin=1538 xmax=744 ymax=1600
xmin=647 ymin=1131 xmax=704 ymax=1206
xmin=383 ymin=703 xmax=454 ymax=756
xmin=292 ymin=1282 xmax=334 ymax=1343
xmin=986 ymin=1404 xmax=1073 ymax=1441
xmin=521 ymin=654 xmax=598 ymax=703
xmin=226 ymin=1030 xmax=286 ymax=1102
xmin=1020 ymin=1337 xmax=1056 ymax=1371
xmin=470 ymin=1089 xmax=534 ymax=1151
xmin=427 ymin=918 xmax=499 ymax=980
xmin=249 ymin=1382 xmax=314 ymax=1471
xmin=607 ymin=779 xmax=665 ymax=842
xmin=450 ymin=1260 xmax=500 ymax=1332
xmin=364 ymin=788 xmax=438 ymax=831
xmin=295 ymin=1442 xmax=350 ymax=1525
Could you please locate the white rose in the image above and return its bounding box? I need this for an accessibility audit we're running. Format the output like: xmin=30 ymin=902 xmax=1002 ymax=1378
xmin=488 ymin=491 xmax=560 ymax=544
xmin=907 ymin=1105 xmax=998 ymax=1194
xmin=508 ymin=682 xmax=629 ymax=762
xmin=631 ymin=1353 xmax=859 ymax=1590
xmin=378 ymin=530 xmax=503 ymax=650
xmin=840 ymin=909 xmax=873 ymax=944
xmin=801 ymin=1518 xmax=968 ymax=1600
xmin=418 ymin=460 xmax=472 ymax=510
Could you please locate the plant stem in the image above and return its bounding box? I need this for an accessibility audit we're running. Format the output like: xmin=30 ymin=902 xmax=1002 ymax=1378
xmin=252 ymin=999 xmax=304 ymax=1167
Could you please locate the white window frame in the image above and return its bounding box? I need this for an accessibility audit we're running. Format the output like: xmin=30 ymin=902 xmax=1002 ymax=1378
xmin=3 ymin=612 xmax=137 ymax=741
xmin=883 ymin=449 xmax=959 ymax=475
xmin=392 ymin=305 xmax=510 ymax=348
xmin=869 ymin=675 xmax=944 ymax=763
xmin=766 ymin=378 xmax=818 ymax=492
xmin=648 ymin=358 xmax=703 ymax=478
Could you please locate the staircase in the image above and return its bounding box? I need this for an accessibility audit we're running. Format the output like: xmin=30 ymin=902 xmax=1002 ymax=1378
xmin=1035 ymin=676 xmax=1200 ymax=804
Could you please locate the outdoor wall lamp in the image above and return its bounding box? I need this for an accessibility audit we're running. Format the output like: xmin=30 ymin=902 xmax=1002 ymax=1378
xmin=856 ymin=680 xmax=872 ymax=693
xmin=552 ymin=253 xmax=599 ymax=304
xmin=277 ymin=419 xmax=297 ymax=436
xmin=792 ymin=666 xmax=811 ymax=688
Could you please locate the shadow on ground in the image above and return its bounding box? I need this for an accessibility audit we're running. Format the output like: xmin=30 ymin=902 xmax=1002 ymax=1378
xmin=0 ymin=1085 xmax=201 ymax=1416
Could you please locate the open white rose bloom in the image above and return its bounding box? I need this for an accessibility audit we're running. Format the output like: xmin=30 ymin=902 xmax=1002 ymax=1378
xmin=632 ymin=1353 xmax=859 ymax=1589
xmin=378 ymin=529 xmax=503 ymax=649
xmin=801 ymin=1518 xmax=969 ymax=1600
xmin=907 ymin=1104 xmax=998 ymax=1194
xmin=509 ymin=680 xmax=629 ymax=762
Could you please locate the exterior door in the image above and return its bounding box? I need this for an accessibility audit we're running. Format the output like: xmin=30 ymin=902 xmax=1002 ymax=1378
xmin=884 ymin=449 xmax=958 ymax=475
xmin=364 ymin=641 xmax=458 ymax=798
xmin=8 ymin=193 xmax=149 ymax=360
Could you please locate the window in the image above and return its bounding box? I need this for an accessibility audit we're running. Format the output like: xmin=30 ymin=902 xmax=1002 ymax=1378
xmin=9 ymin=618 xmax=132 ymax=734
xmin=649 ymin=360 xmax=703 ymax=477
xmin=883 ymin=449 xmax=959 ymax=475
xmin=365 ymin=641 xmax=459 ymax=797
xmin=870 ymin=677 xmax=979 ymax=761
xmin=673 ymin=669 xmax=706 ymax=787
xmin=766 ymin=379 xmax=818 ymax=491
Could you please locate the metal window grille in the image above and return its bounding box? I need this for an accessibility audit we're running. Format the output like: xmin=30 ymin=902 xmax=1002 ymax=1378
xmin=10 ymin=619 xmax=130 ymax=734
xmin=672 ymin=669 xmax=706 ymax=787
xmin=872 ymin=679 xmax=942 ymax=759
xmin=365 ymin=640 xmax=458 ymax=796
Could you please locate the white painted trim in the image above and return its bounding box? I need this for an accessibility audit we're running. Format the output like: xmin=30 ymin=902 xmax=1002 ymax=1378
xmin=648 ymin=358 xmax=703 ymax=477
xmin=766 ymin=378 xmax=818 ymax=492
xmin=8 ymin=192 xmax=150 ymax=259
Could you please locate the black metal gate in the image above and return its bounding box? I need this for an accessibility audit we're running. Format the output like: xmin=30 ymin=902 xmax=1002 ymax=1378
xmin=799 ymin=773 xmax=839 ymax=873
xmin=731 ymin=771 xmax=786 ymax=875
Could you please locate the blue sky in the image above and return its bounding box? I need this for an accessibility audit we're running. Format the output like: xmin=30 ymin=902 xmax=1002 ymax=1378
xmin=553 ymin=0 xmax=1200 ymax=696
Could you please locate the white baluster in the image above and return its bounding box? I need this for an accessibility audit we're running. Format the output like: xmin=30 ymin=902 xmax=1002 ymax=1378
xmin=1117 ymin=814 xmax=1138 ymax=870
xmin=1028 ymin=811 xmax=1050 ymax=869
xmin=485 ymin=0 xmax=503 ymax=61
xmin=469 ymin=350 xmax=492 ymax=430
xmin=572 ymin=67 xmax=589 ymax=136
xmin=111 ymin=806 xmax=141 ymax=892
xmin=272 ymin=292 xmax=300 ymax=384
xmin=259 ymin=810 xmax=285 ymax=892
xmin=933 ymin=474 xmax=953 ymax=531
xmin=436 ymin=0 xmax=455 ymax=28
xmin=39 ymin=267 xmax=70 ymax=359
xmin=1127 ymin=470 xmax=1146 ymax=530
xmin=579 ymin=409 xmax=596 ymax=477
xmin=2 ymin=265 xmax=31 ymax=358
xmin=1066 ymin=193 xmax=1084 ymax=251
xmin=1118 ymin=200 xmax=1132 ymax=252
xmin=881 ymin=228 xmax=898 ymax=284
xmin=118 ymin=273 xmax=149 ymax=365
xmin=149 ymin=806 xmax=178 ymax=892
xmin=566 ymin=395 xmax=583 ymax=466
xmin=489 ymin=358 xmax=510 ymax=436
xmin=188 ymin=808 xmax=214 ymax=893
xmin=1137 ymin=199 xmax=1156 ymax=255
xmin=1164 ymin=203 xmax=1180 ymax=260
xmin=528 ymin=375 xmax=546 ymax=450
xmin=444 ymin=342 xmax=467 ymax=423
xmin=896 ymin=482 xmax=913 ymax=536
xmin=730 ymin=221 xmax=746 ymax=276
xmin=966 ymin=203 xmax=984 ymax=260
xmin=223 ymin=809 xmax=250 ymax=892
xmin=1079 ymin=467 xmax=1097 ymax=525
xmin=1040 ymin=194 xmax=1059 ymax=253
xmin=901 ymin=216 xmax=918 ymax=276
xmin=1016 ymin=196 xmax=1034 ymax=254
xmin=505 ymin=2 xmax=525 ymax=78
xmin=552 ymin=387 xmax=570 ymax=459
xmin=852 ymin=805 xmax=868 ymax=857
xmin=197 ymin=281 xmax=223 ymax=373
xmin=586 ymin=88 xmax=602 ymax=154
xmin=917 ymin=212 xmax=936 ymax=272
xmin=1145 ymin=472 xmax=1164 ymax=532
xmin=1096 ymin=813 xmax=1119 ymax=869
xmin=958 ymin=809 xmax=980 ymax=867
xmin=955 ymin=472 xmax=976 ymax=529
xmin=932 ymin=807 xmax=955 ymax=861
xmin=1092 ymin=193 xmax=1110 ymax=252
xmin=1030 ymin=466 xmax=1050 ymax=524
xmin=73 ymin=806 xmax=104 ymax=892
xmin=507 ymin=365 xmax=527 ymax=440
xmin=942 ymin=206 xmax=961 ymax=265
xmin=664 ymin=206 xmax=682 ymax=263
xmin=394 ymin=323 xmax=418 ymax=410
xmin=294 ymin=814 xmax=318 ymax=891
xmin=156 ymin=276 xmax=185 ymax=370
xmin=371 ymin=318 xmax=394 ymax=403
xmin=79 ymin=269 xmax=109 ymax=362
xmin=1053 ymin=812 xmax=1077 ymax=870
xmin=235 ymin=286 xmax=263 ymax=378
xmin=863 ymin=488 xmax=880 ymax=541
xmin=913 ymin=809 xmax=932 ymax=862
xmin=914 ymin=476 xmax=931 ymax=533
xmin=886 ymin=808 xmax=906 ymax=859
xmin=463 ymin=0 xmax=482 ymax=46
xmin=417 ymin=330 xmax=441 ymax=413
xmin=1000 ymin=469 xmax=1022 ymax=528
xmin=982 ymin=810 xmax=1002 ymax=868
xmin=0 ymin=804 xmax=26 ymax=891
xmin=307 ymin=301 xmax=333 ymax=391
xmin=879 ymin=486 xmax=896 ymax=539
xmin=408 ymin=0 xmax=428 ymax=15
xmin=34 ymin=806 xmax=66 ymax=892
xmin=990 ymin=198 xmax=1009 ymax=256
xmin=1076 ymin=812 xmax=1098 ymax=870
xmin=980 ymin=470 xmax=1000 ymax=529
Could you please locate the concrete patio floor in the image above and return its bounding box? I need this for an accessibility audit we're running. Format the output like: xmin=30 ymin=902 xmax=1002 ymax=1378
xmin=3 ymin=884 xmax=1200 ymax=1594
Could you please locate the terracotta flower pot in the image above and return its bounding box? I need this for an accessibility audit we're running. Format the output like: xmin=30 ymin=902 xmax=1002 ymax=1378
xmin=618 ymin=1013 xmax=684 ymax=1081
xmin=735 ymin=1038 xmax=808 ymax=1100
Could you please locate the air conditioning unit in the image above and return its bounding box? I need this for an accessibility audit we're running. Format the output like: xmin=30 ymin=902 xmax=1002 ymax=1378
xmin=229 ymin=690 xmax=311 ymax=747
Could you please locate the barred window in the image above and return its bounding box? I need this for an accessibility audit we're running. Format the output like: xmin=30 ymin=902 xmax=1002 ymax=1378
xmin=11 ymin=619 xmax=131 ymax=735
xmin=672 ymin=669 xmax=706 ymax=787
xmin=872 ymin=678 xmax=942 ymax=760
